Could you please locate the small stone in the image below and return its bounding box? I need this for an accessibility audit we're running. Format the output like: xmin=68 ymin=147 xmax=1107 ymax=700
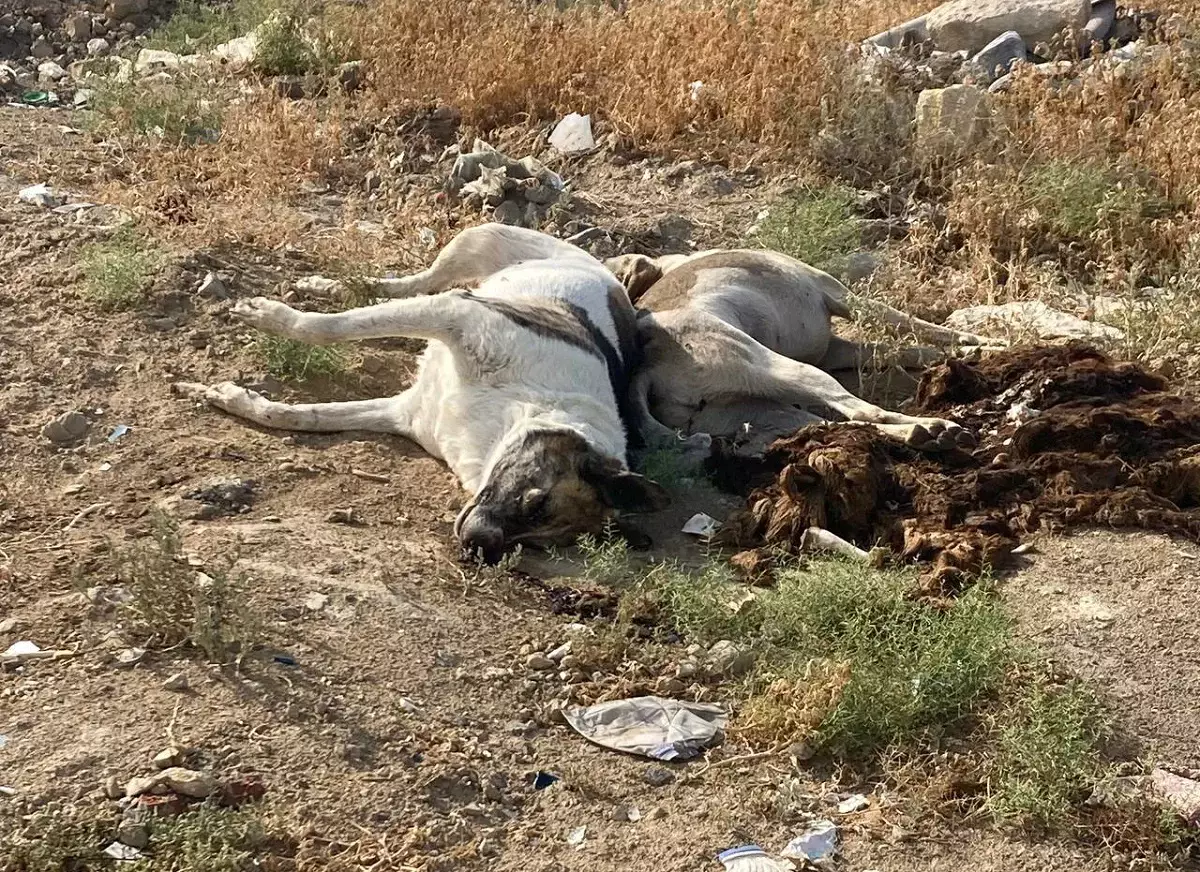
xmin=675 ymin=660 xmax=699 ymax=679
xmin=86 ymin=37 xmax=110 ymax=56
xmin=42 ymin=410 xmax=90 ymax=444
xmin=103 ymin=842 xmax=144 ymax=861
xmin=163 ymin=672 xmax=189 ymax=692
xmin=117 ymin=818 xmax=149 ymax=849
xmin=843 ymin=251 xmax=882 ymax=286
xmin=304 ymin=592 xmax=329 ymax=612
xmin=197 ymin=272 xmax=228 ymax=300
xmin=104 ymin=774 xmax=124 ymax=799
xmin=114 ymin=647 xmax=146 ymax=668
xmin=525 ymin=654 xmax=555 ymax=671
xmin=966 ymin=30 xmax=1026 ymax=84
xmin=0 ymin=618 xmax=18 ymax=635
xmin=643 ymin=767 xmax=675 ymax=787
xmin=547 ymin=642 xmax=572 ymax=662
xmin=38 ymin=61 xmax=68 ymax=82
xmin=31 ymin=36 xmax=55 ymax=59
xmin=158 ymin=767 xmax=216 ymax=799
xmin=124 ymin=776 xmax=159 ymax=798
xmin=65 ymin=14 xmax=92 ymax=41
xmin=492 ymin=199 xmax=524 ymax=226
xmin=326 ymin=508 xmax=359 ymax=525
xmin=153 ymin=747 xmax=184 ymax=770
xmin=707 ymin=639 xmax=755 ymax=677
xmin=337 ymin=60 xmax=362 ymax=92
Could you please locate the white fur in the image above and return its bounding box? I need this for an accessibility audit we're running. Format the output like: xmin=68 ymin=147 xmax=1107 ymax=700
xmin=177 ymin=225 xmax=630 ymax=496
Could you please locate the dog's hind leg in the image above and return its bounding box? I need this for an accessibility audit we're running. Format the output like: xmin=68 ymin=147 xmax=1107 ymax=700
xmin=368 ymin=225 xmax=591 ymax=298
xmin=628 ymin=369 xmax=712 ymax=455
xmin=817 ymin=336 xmax=945 ymax=372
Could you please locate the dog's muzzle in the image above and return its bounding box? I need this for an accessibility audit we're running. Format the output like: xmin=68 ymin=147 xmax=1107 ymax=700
xmin=456 ymin=504 xmax=506 ymax=566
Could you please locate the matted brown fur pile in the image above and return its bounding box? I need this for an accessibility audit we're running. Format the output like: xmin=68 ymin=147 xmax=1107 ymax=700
xmin=713 ymin=345 xmax=1200 ymax=590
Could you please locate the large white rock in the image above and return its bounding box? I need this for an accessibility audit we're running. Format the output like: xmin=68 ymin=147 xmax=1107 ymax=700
xmin=926 ymin=0 xmax=1090 ymax=54
xmin=946 ymin=301 xmax=1124 ymax=341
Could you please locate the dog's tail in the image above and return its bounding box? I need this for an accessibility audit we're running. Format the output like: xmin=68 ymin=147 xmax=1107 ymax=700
xmin=850 ymin=297 xmax=1005 ymax=348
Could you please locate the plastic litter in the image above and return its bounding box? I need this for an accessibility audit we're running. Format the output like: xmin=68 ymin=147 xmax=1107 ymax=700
xmin=836 ymin=793 xmax=870 ymax=814
xmin=548 ymin=112 xmax=595 ymax=154
xmin=531 ymin=770 xmax=560 ymax=790
xmin=20 ymin=90 xmax=58 ymax=106
xmin=103 ymin=842 xmax=144 ymax=862
xmin=681 ymin=513 xmax=720 ymax=537
xmin=272 ymin=653 xmax=297 ymax=666
xmin=108 ymin=425 xmax=131 ymax=443
xmin=2 ymin=641 xmax=40 ymax=659
xmin=562 ymin=695 xmax=727 ymax=761
xmin=780 ymin=819 xmax=838 ymax=862
xmin=717 ymin=845 xmax=794 ymax=872
xmin=18 ymin=183 xmax=65 ymax=208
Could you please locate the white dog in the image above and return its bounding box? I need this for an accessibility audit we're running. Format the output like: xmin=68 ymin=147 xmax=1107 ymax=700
xmin=177 ymin=224 xmax=668 ymax=564
xmin=603 ymin=248 xmax=996 ymax=456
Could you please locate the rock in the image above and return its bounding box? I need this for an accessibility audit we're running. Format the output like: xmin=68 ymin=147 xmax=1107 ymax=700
xmin=30 ymin=36 xmax=55 ymax=59
xmin=108 ymin=0 xmax=149 ymax=22
xmin=86 ymin=37 xmax=110 ymax=56
xmin=153 ymin=747 xmax=184 ymax=769
xmin=1083 ymin=0 xmax=1115 ymax=45
xmin=103 ymin=843 xmax=144 ymax=862
xmin=914 ymin=85 xmax=993 ymax=161
xmin=843 ymin=251 xmax=882 ymax=286
xmin=38 ymin=61 xmax=67 ymax=82
xmin=325 ymin=507 xmax=359 ymax=525
xmin=0 ymin=617 xmax=18 ymax=635
xmin=967 ymin=30 xmax=1026 ymax=83
xmin=643 ymin=767 xmax=675 ymax=787
xmin=1150 ymin=768 xmax=1200 ymax=824
xmin=866 ymin=15 xmax=929 ymax=48
xmin=926 ymin=0 xmax=1090 ymax=54
xmin=210 ymin=33 xmax=258 ymax=68
xmin=124 ymin=776 xmax=159 ymax=798
xmin=273 ymin=75 xmax=304 ymax=99
xmin=945 ymin=301 xmax=1123 ymax=341
xmin=338 ymin=60 xmax=362 ymax=92
xmin=115 ymin=647 xmax=146 ymax=668
xmin=135 ymin=49 xmax=192 ymax=73
xmin=547 ymin=642 xmax=572 ymax=662
xmin=525 ymin=653 xmax=556 ymax=671
xmin=163 ymin=671 xmax=189 ymax=692
xmin=65 ymin=14 xmax=92 ymax=42
xmin=158 ymin=767 xmax=216 ymax=798
xmin=197 ymin=272 xmax=228 ymax=300
xmin=117 ymin=818 xmax=149 ymax=849
xmin=42 ymin=410 xmax=89 ymax=444
xmin=70 ymin=55 xmax=134 ymax=84
xmin=304 ymin=592 xmax=329 ymax=612
xmin=492 ymin=199 xmax=524 ymax=226
xmin=707 ymin=639 xmax=755 ymax=677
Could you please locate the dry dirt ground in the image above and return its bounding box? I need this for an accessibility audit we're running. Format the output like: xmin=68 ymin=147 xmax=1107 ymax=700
xmin=2 ymin=102 xmax=1199 ymax=871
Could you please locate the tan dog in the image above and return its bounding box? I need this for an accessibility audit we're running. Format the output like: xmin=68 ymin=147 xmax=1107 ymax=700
xmin=604 ymin=249 xmax=998 ymax=456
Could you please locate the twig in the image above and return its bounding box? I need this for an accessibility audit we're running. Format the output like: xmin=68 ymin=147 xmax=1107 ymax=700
xmin=64 ymin=502 xmax=111 ymax=532
xmin=350 ymin=468 xmax=390 ymax=483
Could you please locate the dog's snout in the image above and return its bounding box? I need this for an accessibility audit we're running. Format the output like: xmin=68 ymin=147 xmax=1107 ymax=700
xmin=458 ymin=511 xmax=506 ymax=566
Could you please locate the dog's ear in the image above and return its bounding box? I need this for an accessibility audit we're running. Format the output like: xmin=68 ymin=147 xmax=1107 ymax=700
xmin=579 ymin=448 xmax=671 ymax=513
xmin=605 ymin=255 xmax=662 ymax=304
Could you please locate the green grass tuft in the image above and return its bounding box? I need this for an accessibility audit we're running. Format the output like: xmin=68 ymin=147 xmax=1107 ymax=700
xmin=88 ymin=75 xmax=224 ymax=145
xmin=989 ymin=673 xmax=1110 ymax=827
xmin=80 ymin=227 xmax=162 ymax=311
xmin=255 ymin=335 xmax=348 ymax=381
xmin=1022 ymin=160 xmax=1173 ymax=243
xmin=754 ymin=184 xmax=860 ymax=276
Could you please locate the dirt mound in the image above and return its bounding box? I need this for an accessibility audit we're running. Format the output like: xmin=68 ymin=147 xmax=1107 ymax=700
xmin=714 ymin=345 xmax=1200 ymax=591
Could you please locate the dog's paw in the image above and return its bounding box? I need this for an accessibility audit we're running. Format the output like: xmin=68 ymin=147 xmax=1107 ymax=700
xmin=231 ymin=297 xmax=294 ymax=332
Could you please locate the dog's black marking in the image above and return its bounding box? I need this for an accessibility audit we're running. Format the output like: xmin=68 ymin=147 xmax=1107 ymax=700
xmin=464 ymin=291 xmax=644 ymax=458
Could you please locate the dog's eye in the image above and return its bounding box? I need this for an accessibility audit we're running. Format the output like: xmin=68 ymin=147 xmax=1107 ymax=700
xmin=522 ymin=488 xmax=548 ymax=514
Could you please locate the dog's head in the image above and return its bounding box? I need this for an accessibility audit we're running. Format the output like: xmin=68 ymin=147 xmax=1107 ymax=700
xmin=604 ymin=254 xmax=662 ymax=304
xmin=454 ymin=428 xmax=669 ymax=565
